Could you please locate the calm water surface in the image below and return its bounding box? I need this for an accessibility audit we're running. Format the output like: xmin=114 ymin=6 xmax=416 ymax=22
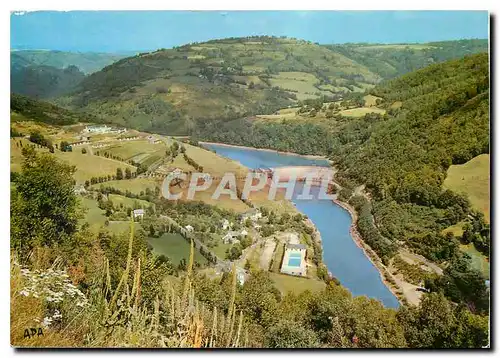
xmin=204 ymin=143 xmax=399 ymax=308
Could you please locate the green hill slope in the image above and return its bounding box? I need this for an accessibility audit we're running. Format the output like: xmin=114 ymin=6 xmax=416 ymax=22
xmin=11 ymin=50 xmax=127 ymax=74
xmin=325 ymin=39 xmax=488 ymax=79
xmin=59 ymin=36 xmax=379 ymax=134
xmin=11 ymin=93 xmax=98 ymax=125
xmin=11 ymin=50 xmax=128 ymax=99
xmin=11 ymin=63 xmax=85 ymax=99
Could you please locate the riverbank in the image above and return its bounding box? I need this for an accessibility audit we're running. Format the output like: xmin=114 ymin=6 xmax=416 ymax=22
xmin=199 ymin=141 xmax=330 ymax=161
xmin=331 ymin=197 xmax=404 ymax=306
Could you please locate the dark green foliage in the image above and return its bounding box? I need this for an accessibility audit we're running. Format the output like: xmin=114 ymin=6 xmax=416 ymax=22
xmin=265 ymin=320 xmax=320 ymax=348
xmin=397 ymin=292 xmax=489 ymax=348
xmin=226 ymin=244 xmax=243 ymax=260
xmin=60 ymin=141 xmax=72 ymax=152
xmin=10 ymin=127 xmax=23 ymax=138
xmin=426 ymin=255 xmax=489 ymax=314
xmin=116 ymin=168 xmax=124 ymax=180
xmin=10 ymin=147 xmax=79 ymax=254
xmin=28 ymin=130 xmax=52 ymax=149
xmin=11 ymin=93 xmax=98 ymax=125
xmin=11 ymin=64 xmax=85 ymax=99
xmin=194 ymin=118 xmax=334 ymax=155
xmin=461 ymin=211 xmax=490 ymax=256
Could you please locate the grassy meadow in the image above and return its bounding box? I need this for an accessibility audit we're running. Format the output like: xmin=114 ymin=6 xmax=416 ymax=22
xmin=269 ymin=272 xmax=325 ymax=295
xmin=147 ymin=233 xmax=207 ymax=265
xmin=443 ymin=154 xmax=490 ymax=222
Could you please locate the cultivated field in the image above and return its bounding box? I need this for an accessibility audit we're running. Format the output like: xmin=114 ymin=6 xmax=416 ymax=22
xmin=443 ymin=154 xmax=490 ymax=222
xmin=269 ymin=272 xmax=325 ymax=295
xmin=54 ymin=152 xmax=136 ymax=184
xmin=147 ymin=233 xmax=207 ymax=265
xmin=339 ymin=107 xmax=386 ymax=117
xmin=108 ymin=194 xmax=153 ymax=209
xmin=92 ymin=178 xmax=159 ymax=195
xmin=105 ymin=140 xmax=165 ymax=161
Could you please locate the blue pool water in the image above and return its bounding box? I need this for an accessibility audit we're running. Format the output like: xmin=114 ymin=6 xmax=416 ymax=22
xmin=288 ymin=257 xmax=302 ymax=267
xmin=204 ymin=143 xmax=399 ymax=309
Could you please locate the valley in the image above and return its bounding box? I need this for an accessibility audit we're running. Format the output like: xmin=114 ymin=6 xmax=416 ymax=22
xmin=10 ymin=25 xmax=490 ymax=348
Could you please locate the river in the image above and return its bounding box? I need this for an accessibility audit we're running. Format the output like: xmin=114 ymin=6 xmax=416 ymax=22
xmin=203 ymin=143 xmax=400 ymax=309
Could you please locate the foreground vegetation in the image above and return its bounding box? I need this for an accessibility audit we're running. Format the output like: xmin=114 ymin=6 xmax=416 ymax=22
xmin=195 ymin=53 xmax=491 ymax=314
xmin=10 ymin=149 xmax=489 ymax=347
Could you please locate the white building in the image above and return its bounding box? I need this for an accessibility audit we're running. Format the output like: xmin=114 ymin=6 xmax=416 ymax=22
xmin=83 ymin=125 xmax=109 ymax=134
xmin=185 ymin=225 xmax=194 ymax=232
xmin=221 ymin=219 xmax=230 ymax=230
xmin=240 ymin=229 xmax=248 ymax=236
xmin=223 ymin=231 xmax=241 ymax=244
xmin=133 ymin=209 xmax=145 ymax=219
xmin=240 ymin=208 xmax=262 ymax=222
xmin=236 ymin=268 xmax=246 ymax=285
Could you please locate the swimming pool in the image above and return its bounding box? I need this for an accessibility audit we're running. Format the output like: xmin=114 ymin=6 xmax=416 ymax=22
xmin=287 ymin=252 xmax=302 ymax=267
xmin=288 ymin=257 xmax=302 ymax=267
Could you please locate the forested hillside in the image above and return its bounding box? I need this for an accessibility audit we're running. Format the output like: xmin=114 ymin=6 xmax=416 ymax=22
xmin=11 ymin=93 xmax=99 ymax=125
xmin=11 ymin=50 xmax=127 ymax=99
xmin=11 ymin=62 xmax=85 ymax=99
xmin=10 ymin=147 xmax=489 ymax=348
xmin=195 ymin=53 xmax=490 ymax=312
xmin=58 ymin=36 xmax=380 ymax=134
xmin=325 ymin=39 xmax=488 ymax=79
xmin=11 ymin=50 xmax=127 ymax=74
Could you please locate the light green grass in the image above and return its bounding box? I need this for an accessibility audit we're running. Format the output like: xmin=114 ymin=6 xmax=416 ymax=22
xmin=363 ymin=94 xmax=382 ymax=107
xmin=93 ymin=178 xmax=158 ymax=195
xmin=147 ymin=233 xmax=207 ymax=265
xmin=443 ymin=154 xmax=490 ymax=222
xmin=54 ymin=152 xmax=135 ymax=184
xmin=269 ymin=72 xmax=323 ymax=98
xmin=460 ymin=244 xmax=489 ymax=278
xmin=211 ymin=242 xmax=232 ymax=260
xmin=108 ymin=194 xmax=153 ymax=210
xmin=80 ymin=197 xmax=106 ymax=228
xmin=105 ymin=140 xmax=165 ymax=160
xmin=339 ymin=107 xmax=386 ymax=118
xmin=107 ymin=221 xmax=142 ymax=234
xmin=269 ymin=272 xmax=325 ymax=295
xmin=442 ymin=222 xmax=465 ymax=237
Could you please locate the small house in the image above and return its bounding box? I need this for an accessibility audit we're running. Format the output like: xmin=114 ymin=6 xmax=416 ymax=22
xmin=223 ymin=231 xmax=241 ymax=244
xmin=221 ymin=219 xmax=231 ymax=230
xmin=185 ymin=225 xmax=194 ymax=232
xmin=240 ymin=208 xmax=262 ymax=222
xmin=133 ymin=209 xmax=145 ymax=219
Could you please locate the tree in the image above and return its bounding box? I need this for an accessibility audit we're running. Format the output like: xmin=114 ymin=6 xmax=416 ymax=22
xmin=116 ymin=168 xmax=124 ymax=180
xmin=11 ymin=147 xmax=79 ymax=254
xmin=241 ymin=270 xmax=280 ymax=327
xmin=81 ymin=148 xmax=87 ymax=154
xmin=226 ymin=244 xmax=242 ymax=260
xmin=60 ymin=141 xmax=71 ymax=152
xmin=125 ymin=168 xmax=132 ymax=179
xmin=265 ymin=320 xmax=320 ymax=348
xmin=397 ymin=292 xmax=488 ymax=348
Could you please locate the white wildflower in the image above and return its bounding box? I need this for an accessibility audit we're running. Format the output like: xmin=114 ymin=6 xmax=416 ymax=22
xmin=42 ymin=317 xmax=53 ymax=327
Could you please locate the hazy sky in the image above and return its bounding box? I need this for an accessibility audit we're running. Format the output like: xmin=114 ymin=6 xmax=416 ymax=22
xmin=11 ymin=10 xmax=489 ymax=53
